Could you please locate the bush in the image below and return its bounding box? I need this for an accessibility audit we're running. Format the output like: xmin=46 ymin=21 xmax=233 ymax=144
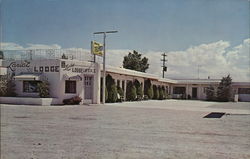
xmin=144 ymin=79 xmax=154 ymax=99
xmin=117 ymin=86 xmax=124 ymax=96
xmin=147 ymin=85 xmax=154 ymax=99
xmin=63 ymin=96 xmax=82 ymax=105
xmin=143 ymin=95 xmax=149 ymax=100
xmin=205 ymin=85 xmax=216 ymax=101
xmin=106 ymin=74 xmax=115 ymax=90
xmin=105 ymin=87 xmax=108 ymax=102
xmin=217 ymin=75 xmax=233 ymax=102
xmin=107 ymin=84 xmax=118 ymax=103
xmin=158 ymin=86 xmax=164 ymax=100
xmin=153 ymin=85 xmax=159 ymax=99
xmin=126 ymin=81 xmax=137 ymax=101
xmin=161 ymin=86 xmax=167 ymax=99
xmin=137 ymin=84 xmax=143 ymax=96
xmin=2 ymin=78 xmax=17 ymax=97
xmin=37 ymin=80 xmax=50 ymax=98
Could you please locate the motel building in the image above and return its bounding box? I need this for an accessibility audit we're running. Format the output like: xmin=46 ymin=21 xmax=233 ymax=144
xmin=0 ymin=51 xmax=250 ymax=105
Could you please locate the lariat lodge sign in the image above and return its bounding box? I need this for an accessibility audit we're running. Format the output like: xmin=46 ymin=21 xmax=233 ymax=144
xmin=7 ymin=61 xmax=60 ymax=73
xmin=7 ymin=60 xmax=95 ymax=74
xmin=61 ymin=61 xmax=96 ymax=74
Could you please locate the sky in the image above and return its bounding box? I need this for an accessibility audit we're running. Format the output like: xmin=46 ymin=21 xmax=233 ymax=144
xmin=1 ymin=0 xmax=250 ymax=81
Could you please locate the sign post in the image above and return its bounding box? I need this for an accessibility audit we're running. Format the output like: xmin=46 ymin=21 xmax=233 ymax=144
xmin=93 ymin=31 xmax=118 ymax=104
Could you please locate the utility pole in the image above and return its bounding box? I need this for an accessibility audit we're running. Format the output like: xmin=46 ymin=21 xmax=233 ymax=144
xmin=93 ymin=31 xmax=118 ymax=104
xmin=161 ymin=53 xmax=167 ymax=78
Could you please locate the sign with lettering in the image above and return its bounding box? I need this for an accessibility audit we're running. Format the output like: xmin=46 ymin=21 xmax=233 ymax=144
xmin=8 ymin=61 xmax=30 ymax=71
xmin=62 ymin=63 xmax=95 ymax=73
xmin=34 ymin=66 xmax=59 ymax=72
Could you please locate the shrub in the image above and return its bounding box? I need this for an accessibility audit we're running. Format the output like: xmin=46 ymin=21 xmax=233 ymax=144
xmin=105 ymin=87 xmax=108 ymax=102
xmin=217 ymin=75 xmax=233 ymax=102
xmin=137 ymin=84 xmax=143 ymax=96
xmin=153 ymin=85 xmax=159 ymax=99
xmin=117 ymin=86 xmax=124 ymax=96
xmin=37 ymin=80 xmax=50 ymax=98
xmin=126 ymin=81 xmax=137 ymax=101
xmin=158 ymin=86 xmax=164 ymax=100
xmin=63 ymin=96 xmax=82 ymax=105
xmin=144 ymin=79 xmax=154 ymax=99
xmin=2 ymin=78 xmax=17 ymax=97
xmin=133 ymin=79 xmax=143 ymax=96
xmin=107 ymin=84 xmax=118 ymax=103
xmin=205 ymin=85 xmax=216 ymax=101
xmin=143 ymin=95 xmax=149 ymax=100
xmin=161 ymin=86 xmax=167 ymax=99
xmin=106 ymin=74 xmax=115 ymax=90
xmin=147 ymin=85 xmax=154 ymax=99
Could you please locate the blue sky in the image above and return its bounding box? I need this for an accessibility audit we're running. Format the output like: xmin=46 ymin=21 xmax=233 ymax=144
xmin=1 ymin=0 xmax=249 ymax=52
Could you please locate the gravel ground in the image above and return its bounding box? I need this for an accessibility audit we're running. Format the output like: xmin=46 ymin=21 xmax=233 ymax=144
xmin=1 ymin=100 xmax=250 ymax=159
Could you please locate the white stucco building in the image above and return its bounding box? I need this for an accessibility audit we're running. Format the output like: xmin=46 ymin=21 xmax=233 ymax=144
xmin=0 ymin=55 xmax=250 ymax=105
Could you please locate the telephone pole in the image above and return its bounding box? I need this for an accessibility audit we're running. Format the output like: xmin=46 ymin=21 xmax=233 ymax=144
xmin=161 ymin=53 xmax=167 ymax=78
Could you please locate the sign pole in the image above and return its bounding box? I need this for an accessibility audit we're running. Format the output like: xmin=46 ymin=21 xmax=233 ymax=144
xmin=93 ymin=30 xmax=118 ymax=104
xmin=102 ymin=33 xmax=106 ymax=104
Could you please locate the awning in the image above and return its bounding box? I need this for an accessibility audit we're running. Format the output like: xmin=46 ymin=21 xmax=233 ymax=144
xmin=62 ymin=74 xmax=82 ymax=81
xmin=14 ymin=74 xmax=41 ymax=81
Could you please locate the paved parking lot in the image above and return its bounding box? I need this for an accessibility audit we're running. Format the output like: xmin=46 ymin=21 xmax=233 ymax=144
xmin=1 ymin=100 xmax=250 ymax=159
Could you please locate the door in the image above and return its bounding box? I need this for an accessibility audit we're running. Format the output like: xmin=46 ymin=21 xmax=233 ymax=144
xmin=192 ymin=87 xmax=197 ymax=99
xmin=84 ymin=76 xmax=93 ymax=100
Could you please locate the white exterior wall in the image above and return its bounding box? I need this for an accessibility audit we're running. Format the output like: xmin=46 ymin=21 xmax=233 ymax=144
xmin=1 ymin=58 xmax=249 ymax=104
xmin=2 ymin=59 xmax=101 ymax=105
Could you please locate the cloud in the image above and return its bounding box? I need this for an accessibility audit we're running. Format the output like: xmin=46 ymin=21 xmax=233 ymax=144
xmin=1 ymin=39 xmax=249 ymax=82
xmin=104 ymin=39 xmax=249 ymax=82
xmin=143 ymin=39 xmax=250 ymax=82
xmin=25 ymin=43 xmax=62 ymax=50
xmin=1 ymin=42 xmax=24 ymax=50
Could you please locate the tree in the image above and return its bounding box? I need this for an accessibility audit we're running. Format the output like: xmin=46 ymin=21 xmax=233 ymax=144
xmin=123 ymin=50 xmax=149 ymax=72
xmin=117 ymin=86 xmax=124 ymax=96
xmin=217 ymin=75 xmax=233 ymax=102
xmin=126 ymin=81 xmax=137 ymax=101
xmin=106 ymin=74 xmax=115 ymax=90
xmin=61 ymin=53 xmax=68 ymax=59
xmin=105 ymin=74 xmax=118 ymax=103
xmin=133 ymin=79 xmax=143 ymax=96
xmin=37 ymin=80 xmax=50 ymax=98
xmin=144 ymin=79 xmax=153 ymax=99
xmin=205 ymin=85 xmax=216 ymax=101
xmin=158 ymin=86 xmax=164 ymax=100
xmin=0 ymin=75 xmax=16 ymax=97
xmin=153 ymin=85 xmax=159 ymax=99
xmin=0 ymin=50 xmax=4 ymax=59
xmin=107 ymin=84 xmax=118 ymax=103
xmin=162 ymin=86 xmax=167 ymax=99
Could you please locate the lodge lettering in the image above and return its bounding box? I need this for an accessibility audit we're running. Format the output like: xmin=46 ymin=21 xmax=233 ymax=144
xmin=34 ymin=66 xmax=59 ymax=72
xmin=72 ymin=67 xmax=95 ymax=73
xmin=8 ymin=61 xmax=30 ymax=71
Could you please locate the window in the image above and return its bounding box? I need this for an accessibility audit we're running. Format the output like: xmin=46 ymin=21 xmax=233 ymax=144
xmin=23 ymin=81 xmax=39 ymax=93
xmin=173 ymin=87 xmax=186 ymax=94
xmin=238 ymin=88 xmax=250 ymax=94
xmin=65 ymin=80 xmax=76 ymax=93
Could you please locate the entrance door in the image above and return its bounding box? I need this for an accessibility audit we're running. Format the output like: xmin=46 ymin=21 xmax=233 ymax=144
xmin=192 ymin=87 xmax=197 ymax=99
xmin=84 ymin=76 xmax=93 ymax=100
